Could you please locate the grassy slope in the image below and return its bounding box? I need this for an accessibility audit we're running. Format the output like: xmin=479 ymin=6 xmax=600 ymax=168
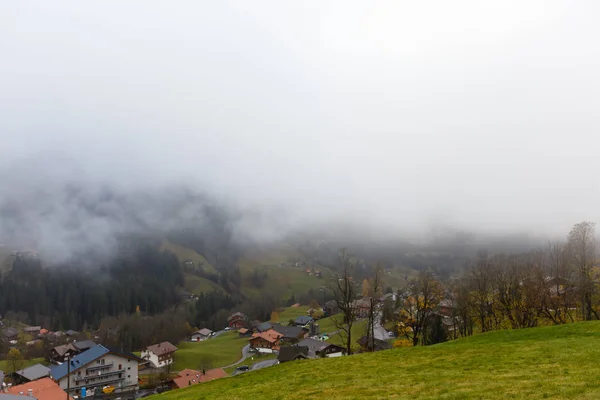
xmin=270 ymin=306 xmax=311 ymax=324
xmin=174 ymin=331 xmax=247 ymax=371
xmin=157 ymin=322 xmax=600 ymax=400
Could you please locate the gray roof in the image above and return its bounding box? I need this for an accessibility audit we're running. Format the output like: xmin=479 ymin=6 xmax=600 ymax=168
xmin=14 ymin=364 xmax=50 ymax=381
xmin=256 ymin=322 xmax=273 ymax=332
xmin=297 ymin=338 xmax=337 ymax=354
xmin=278 ymin=346 xmax=309 ymax=362
xmin=294 ymin=316 xmax=313 ymax=325
xmin=73 ymin=340 xmax=96 ymax=351
xmin=64 ymin=330 xmax=78 ymax=336
xmin=2 ymin=327 xmax=19 ymax=338
xmin=0 ymin=395 xmax=36 ymax=400
xmin=271 ymin=324 xmax=306 ymax=339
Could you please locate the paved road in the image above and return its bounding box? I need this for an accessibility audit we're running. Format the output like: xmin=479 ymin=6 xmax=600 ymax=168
xmin=222 ymin=344 xmax=252 ymax=369
xmin=373 ymin=312 xmax=388 ymax=341
xmin=251 ymin=359 xmax=279 ymax=371
xmin=211 ymin=329 xmax=226 ymax=338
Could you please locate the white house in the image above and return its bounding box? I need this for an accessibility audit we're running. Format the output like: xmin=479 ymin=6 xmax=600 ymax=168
xmin=49 ymin=344 xmax=141 ymax=397
xmin=190 ymin=328 xmax=213 ymax=342
xmin=140 ymin=341 xmax=178 ymax=368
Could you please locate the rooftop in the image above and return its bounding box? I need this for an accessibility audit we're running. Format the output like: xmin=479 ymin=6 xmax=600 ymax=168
xmin=7 ymin=378 xmax=74 ymax=400
xmin=14 ymin=364 xmax=50 ymax=381
xmin=145 ymin=341 xmax=178 ymax=355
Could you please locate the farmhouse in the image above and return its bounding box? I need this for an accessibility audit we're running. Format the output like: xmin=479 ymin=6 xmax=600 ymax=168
xmin=293 ymin=316 xmax=313 ymax=327
xmin=297 ymin=338 xmax=345 ymax=358
xmin=49 ymin=344 xmax=79 ymax=364
xmin=271 ymin=324 xmax=309 ymax=344
xmin=49 ymin=344 xmax=141 ymax=397
xmin=12 ymin=364 xmax=51 ymax=384
xmin=249 ymin=330 xmax=283 ymax=353
xmin=171 ymin=368 xmax=227 ymax=389
xmin=190 ymin=329 xmax=213 ymax=342
xmin=277 ymin=346 xmax=309 ymax=363
xmin=227 ymin=312 xmax=247 ymax=329
xmin=141 ymin=341 xmax=178 ymax=368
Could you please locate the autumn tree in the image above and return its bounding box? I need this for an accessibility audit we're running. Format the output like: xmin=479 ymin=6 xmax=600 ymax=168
xmin=397 ymin=271 xmax=443 ymax=346
xmin=7 ymin=348 xmax=25 ymax=373
xmin=362 ymin=278 xmax=372 ymax=298
xmin=568 ymin=221 xmax=599 ymax=320
xmin=329 ymin=249 xmax=359 ymax=355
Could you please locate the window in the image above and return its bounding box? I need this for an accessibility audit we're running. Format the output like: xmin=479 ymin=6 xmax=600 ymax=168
xmin=96 ymin=360 xmax=100 ymax=365
xmin=118 ymin=364 xmax=122 ymax=370
xmin=78 ymin=371 xmax=81 ymax=376
xmin=127 ymin=367 xmax=131 ymax=370
xmin=128 ymin=375 xmax=130 ymax=378
xmin=100 ymin=359 xmax=105 ymax=365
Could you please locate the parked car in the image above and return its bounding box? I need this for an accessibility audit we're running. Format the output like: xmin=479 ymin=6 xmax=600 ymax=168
xmin=236 ymin=365 xmax=250 ymax=372
xmin=224 ymin=327 xmax=231 ymax=331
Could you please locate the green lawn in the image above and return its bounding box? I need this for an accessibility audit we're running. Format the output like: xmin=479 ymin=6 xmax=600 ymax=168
xmin=157 ymin=321 xmax=600 ymax=400
xmin=173 ymin=331 xmax=248 ymax=371
xmin=326 ymin=319 xmax=368 ymax=351
xmin=183 ymin=274 xmax=223 ymax=294
xmin=0 ymin=357 xmax=45 ymax=373
xmin=270 ymin=306 xmax=311 ymax=324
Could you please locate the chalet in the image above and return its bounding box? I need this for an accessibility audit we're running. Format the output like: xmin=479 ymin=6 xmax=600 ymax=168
xmin=238 ymin=328 xmax=251 ymax=337
xmin=64 ymin=330 xmax=78 ymax=338
xmin=323 ymin=300 xmax=339 ymax=316
xmin=227 ymin=312 xmax=247 ymax=329
xmin=277 ymin=346 xmax=309 ymax=363
xmin=249 ymin=330 xmax=283 ymax=353
xmin=271 ymin=324 xmax=309 ymax=344
xmin=7 ymin=377 xmax=74 ymax=400
xmin=23 ymin=326 xmax=42 ymax=336
xmin=171 ymin=368 xmax=227 ymax=389
xmin=190 ymin=329 xmax=213 ymax=342
xmin=357 ymin=336 xmax=392 ymax=352
xmin=256 ymin=322 xmax=273 ymax=333
xmin=352 ymin=298 xmax=372 ymax=318
xmin=297 ymin=338 xmax=345 ymax=358
xmin=49 ymin=344 xmax=78 ymax=364
xmin=49 ymin=344 xmax=141 ymax=397
xmin=294 ymin=316 xmax=313 ymax=327
xmin=438 ymin=299 xmax=456 ymax=317
xmin=545 ymin=276 xmax=571 ymax=296
xmin=141 ymin=341 xmax=178 ymax=368
xmin=1 ymin=327 xmax=19 ymax=341
xmin=73 ymin=340 xmax=96 ymax=353
xmin=12 ymin=364 xmax=51 ymax=384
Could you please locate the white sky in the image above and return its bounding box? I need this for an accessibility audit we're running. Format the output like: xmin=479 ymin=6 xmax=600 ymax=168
xmin=1 ymin=0 xmax=599 ymax=237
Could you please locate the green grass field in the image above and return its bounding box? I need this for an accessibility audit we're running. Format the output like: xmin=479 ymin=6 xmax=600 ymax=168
xmin=173 ymin=331 xmax=248 ymax=371
xmin=156 ymin=321 xmax=600 ymax=400
xmin=270 ymin=306 xmax=311 ymax=324
xmin=0 ymin=357 xmax=45 ymax=373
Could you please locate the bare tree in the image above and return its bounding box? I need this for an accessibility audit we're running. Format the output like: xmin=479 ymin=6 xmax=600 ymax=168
xmin=468 ymin=251 xmax=495 ymax=332
xmin=540 ymin=242 xmax=575 ymax=324
xmin=329 ymin=249 xmax=359 ymax=355
xmin=365 ymin=264 xmax=382 ymax=352
xmin=568 ymin=221 xmax=599 ymax=321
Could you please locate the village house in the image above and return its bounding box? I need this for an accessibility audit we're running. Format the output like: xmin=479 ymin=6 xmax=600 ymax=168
xmin=352 ymin=298 xmax=372 ymax=318
xmin=277 ymin=346 xmax=309 ymax=363
xmin=23 ymin=326 xmax=42 ymax=336
xmin=49 ymin=344 xmax=141 ymax=397
xmin=227 ymin=312 xmax=247 ymax=329
xmin=7 ymin=377 xmax=74 ymax=400
xmin=357 ymin=336 xmax=392 ymax=352
xmin=190 ymin=329 xmax=213 ymax=342
xmin=12 ymin=364 xmax=51 ymax=385
xmin=141 ymin=341 xmax=178 ymax=368
xmin=293 ymin=316 xmax=313 ymax=327
xmin=49 ymin=344 xmax=79 ymax=364
xmin=73 ymin=340 xmax=96 ymax=353
xmin=249 ymin=330 xmax=283 ymax=353
xmin=238 ymin=328 xmax=251 ymax=337
xmin=171 ymin=368 xmax=227 ymax=389
xmin=1 ymin=327 xmax=19 ymax=341
xmin=256 ymin=322 xmax=273 ymax=333
xmin=323 ymin=300 xmax=339 ymax=316
xmin=271 ymin=324 xmax=309 ymax=344
xmin=297 ymin=338 xmax=345 ymax=358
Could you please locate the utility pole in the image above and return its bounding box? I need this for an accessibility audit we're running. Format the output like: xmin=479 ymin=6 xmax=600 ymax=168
xmin=66 ymin=354 xmax=71 ymax=400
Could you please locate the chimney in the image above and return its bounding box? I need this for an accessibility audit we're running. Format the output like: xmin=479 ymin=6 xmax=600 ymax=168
xmin=28 ymin=388 xmax=33 ymax=397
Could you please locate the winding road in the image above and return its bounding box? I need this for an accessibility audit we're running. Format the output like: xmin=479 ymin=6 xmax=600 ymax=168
xmin=222 ymin=344 xmax=252 ymax=369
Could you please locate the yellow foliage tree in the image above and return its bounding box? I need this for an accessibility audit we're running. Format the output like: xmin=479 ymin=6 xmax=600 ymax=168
xmin=362 ymin=278 xmax=372 ymax=298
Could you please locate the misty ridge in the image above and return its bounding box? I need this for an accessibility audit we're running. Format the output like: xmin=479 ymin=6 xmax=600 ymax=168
xmin=0 ymin=158 xmax=549 ymax=269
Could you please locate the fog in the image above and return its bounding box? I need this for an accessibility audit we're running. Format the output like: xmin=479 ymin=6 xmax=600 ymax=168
xmin=1 ymin=1 xmax=599 ymax=258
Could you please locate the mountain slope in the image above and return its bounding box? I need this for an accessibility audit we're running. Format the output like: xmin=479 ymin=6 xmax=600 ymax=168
xmin=157 ymin=322 xmax=600 ymax=400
